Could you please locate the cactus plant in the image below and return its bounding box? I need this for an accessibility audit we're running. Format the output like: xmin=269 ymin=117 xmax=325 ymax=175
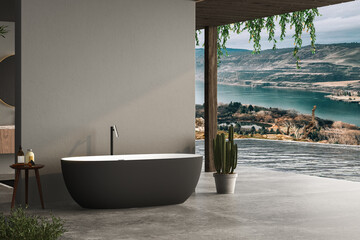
xmin=213 ymin=125 xmax=238 ymax=174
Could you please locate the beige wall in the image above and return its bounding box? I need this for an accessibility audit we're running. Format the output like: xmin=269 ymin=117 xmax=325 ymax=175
xmin=20 ymin=0 xmax=195 ymax=205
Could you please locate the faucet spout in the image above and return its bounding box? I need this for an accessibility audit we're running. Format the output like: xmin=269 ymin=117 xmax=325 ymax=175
xmin=110 ymin=125 xmax=119 ymax=155
xmin=112 ymin=125 xmax=119 ymax=138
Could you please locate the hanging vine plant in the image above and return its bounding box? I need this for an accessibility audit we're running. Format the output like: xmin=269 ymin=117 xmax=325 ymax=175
xmin=0 ymin=25 xmax=8 ymax=38
xmin=196 ymin=8 xmax=320 ymax=68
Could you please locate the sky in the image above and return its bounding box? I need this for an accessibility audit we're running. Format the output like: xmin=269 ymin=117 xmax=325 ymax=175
xmin=196 ymin=0 xmax=360 ymax=50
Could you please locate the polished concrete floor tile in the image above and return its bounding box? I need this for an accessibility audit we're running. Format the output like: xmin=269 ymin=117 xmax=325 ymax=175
xmin=1 ymin=167 xmax=360 ymax=239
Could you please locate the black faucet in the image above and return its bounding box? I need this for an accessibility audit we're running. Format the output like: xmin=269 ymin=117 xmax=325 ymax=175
xmin=110 ymin=125 xmax=119 ymax=155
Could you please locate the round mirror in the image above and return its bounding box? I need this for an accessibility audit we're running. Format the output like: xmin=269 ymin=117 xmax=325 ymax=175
xmin=0 ymin=54 xmax=15 ymax=107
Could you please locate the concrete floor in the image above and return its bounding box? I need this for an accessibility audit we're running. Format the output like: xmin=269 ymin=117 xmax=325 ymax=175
xmin=0 ymin=154 xmax=14 ymax=181
xmin=1 ymin=167 xmax=360 ymax=239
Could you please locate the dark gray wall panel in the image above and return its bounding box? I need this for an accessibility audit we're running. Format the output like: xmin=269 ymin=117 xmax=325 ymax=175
xmin=0 ymin=0 xmax=15 ymax=22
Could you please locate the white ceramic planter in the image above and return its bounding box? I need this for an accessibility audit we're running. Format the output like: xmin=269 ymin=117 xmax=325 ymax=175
xmin=213 ymin=173 xmax=238 ymax=194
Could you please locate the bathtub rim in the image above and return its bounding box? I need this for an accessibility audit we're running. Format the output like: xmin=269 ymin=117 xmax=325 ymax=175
xmin=61 ymin=153 xmax=203 ymax=162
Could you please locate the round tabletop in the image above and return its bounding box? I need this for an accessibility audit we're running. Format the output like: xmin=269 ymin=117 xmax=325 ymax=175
xmin=10 ymin=164 xmax=45 ymax=170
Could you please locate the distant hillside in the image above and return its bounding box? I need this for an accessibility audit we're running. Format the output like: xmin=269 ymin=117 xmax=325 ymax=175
xmin=196 ymin=43 xmax=360 ymax=92
xmin=195 ymin=102 xmax=360 ymax=145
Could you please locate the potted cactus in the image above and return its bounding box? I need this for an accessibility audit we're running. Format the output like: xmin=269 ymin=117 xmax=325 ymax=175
xmin=213 ymin=125 xmax=238 ymax=194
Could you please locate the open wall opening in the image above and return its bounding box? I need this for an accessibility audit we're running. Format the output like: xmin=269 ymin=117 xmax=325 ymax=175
xmin=195 ymin=1 xmax=360 ymax=180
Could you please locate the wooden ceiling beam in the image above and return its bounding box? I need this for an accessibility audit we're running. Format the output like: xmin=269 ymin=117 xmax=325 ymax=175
xmin=196 ymin=0 xmax=354 ymax=29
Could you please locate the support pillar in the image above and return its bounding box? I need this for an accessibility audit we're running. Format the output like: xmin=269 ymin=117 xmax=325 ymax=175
xmin=204 ymin=26 xmax=217 ymax=172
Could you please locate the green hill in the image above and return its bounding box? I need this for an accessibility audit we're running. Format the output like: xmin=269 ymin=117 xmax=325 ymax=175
xmin=196 ymin=43 xmax=360 ymax=92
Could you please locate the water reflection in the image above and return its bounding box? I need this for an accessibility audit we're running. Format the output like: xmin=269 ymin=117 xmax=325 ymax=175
xmin=196 ymin=139 xmax=360 ymax=182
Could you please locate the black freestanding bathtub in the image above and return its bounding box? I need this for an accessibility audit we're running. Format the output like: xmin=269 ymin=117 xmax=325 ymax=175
xmin=61 ymin=154 xmax=203 ymax=209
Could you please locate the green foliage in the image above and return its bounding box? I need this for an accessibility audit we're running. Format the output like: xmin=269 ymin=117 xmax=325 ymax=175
xmin=250 ymin=126 xmax=256 ymax=133
xmin=234 ymin=123 xmax=241 ymax=133
xmin=0 ymin=25 xmax=8 ymax=38
xmin=213 ymin=126 xmax=238 ymax=174
xmin=0 ymin=207 xmax=66 ymax=240
xmin=217 ymin=25 xmax=231 ymax=59
xmin=227 ymin=101 xmax=242 ymax=114
xmin=196 ymin=9 xmax=320 ymax=68
xmin=308 ymin=129 xmax=323 ymax=142
xmin=260 ymin=126 xmax=268 ymax=135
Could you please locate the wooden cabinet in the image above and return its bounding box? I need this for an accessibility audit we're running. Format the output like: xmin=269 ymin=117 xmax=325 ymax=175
xmin=0 ymin=126 xmax=15 ymax=154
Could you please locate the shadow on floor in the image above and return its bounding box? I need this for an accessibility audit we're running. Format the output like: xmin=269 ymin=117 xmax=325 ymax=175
xmin=0 ymin=180 xmax=14 ymax=187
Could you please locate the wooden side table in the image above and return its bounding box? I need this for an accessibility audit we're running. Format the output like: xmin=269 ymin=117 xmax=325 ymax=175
xmin=10 ymin=164 xmax=45 ymax=209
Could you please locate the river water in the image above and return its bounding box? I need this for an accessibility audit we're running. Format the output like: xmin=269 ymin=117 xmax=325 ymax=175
xmin=195 ymin=81 xmax=360 ymax=126
xmin=196 ymin=139 xmax=360 ymax=182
